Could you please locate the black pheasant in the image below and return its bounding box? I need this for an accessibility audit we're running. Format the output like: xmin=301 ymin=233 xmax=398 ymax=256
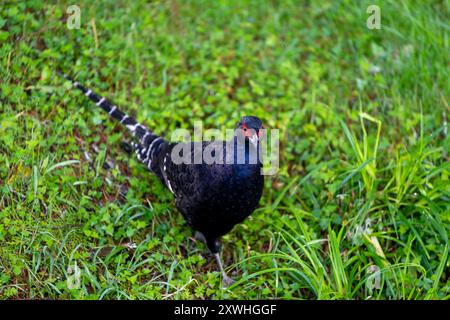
xmin=63 ymin=75 xmax=265 ymax=285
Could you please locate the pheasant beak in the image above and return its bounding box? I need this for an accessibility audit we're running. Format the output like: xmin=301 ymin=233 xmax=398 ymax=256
xmin=249 ymin=133 xmax=259 ymax=148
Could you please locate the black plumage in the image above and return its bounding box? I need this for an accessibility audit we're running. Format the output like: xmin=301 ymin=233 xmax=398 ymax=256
xmin=63 ymin=75 xmax=265 ymax=285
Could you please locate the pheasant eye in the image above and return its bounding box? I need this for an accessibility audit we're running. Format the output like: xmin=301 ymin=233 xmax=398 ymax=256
xmin=241 ymin=124 xmax=252 ymax=137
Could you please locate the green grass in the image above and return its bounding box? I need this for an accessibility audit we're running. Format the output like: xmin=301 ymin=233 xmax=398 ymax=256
xmin=0 ymin=0 xmax=449 ymax=299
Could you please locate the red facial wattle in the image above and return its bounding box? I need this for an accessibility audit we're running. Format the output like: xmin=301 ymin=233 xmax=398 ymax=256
xmin=241 ymin=124 xmax=253 ymax=138
xmin=257 ymin=130 xmax=263 ymax=138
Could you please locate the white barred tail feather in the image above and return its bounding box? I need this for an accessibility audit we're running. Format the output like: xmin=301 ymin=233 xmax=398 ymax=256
xmin=63 ymin=74 xmax=165 ymax=176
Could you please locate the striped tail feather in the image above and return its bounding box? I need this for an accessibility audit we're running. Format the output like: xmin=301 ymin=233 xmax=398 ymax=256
xmin=63 ymin=74 xmax=165 ymax=173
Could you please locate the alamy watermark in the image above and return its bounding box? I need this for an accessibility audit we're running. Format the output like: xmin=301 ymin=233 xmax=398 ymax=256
xmin=66 ymin=5 xmax=81 ymax=29
xmin=66 ymin=262 xmax=81 ymax=289
xmin=367 ymin=5 xmax=381 ymax=30
xmin=168 ymin=122 xmax=280 ymax=176
xmin=67 ymin=4 xmax=382 ymax=31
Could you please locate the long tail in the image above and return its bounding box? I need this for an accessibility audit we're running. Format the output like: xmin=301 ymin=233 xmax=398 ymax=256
xmin=63 ymin=74 xmax=165 ymax=174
